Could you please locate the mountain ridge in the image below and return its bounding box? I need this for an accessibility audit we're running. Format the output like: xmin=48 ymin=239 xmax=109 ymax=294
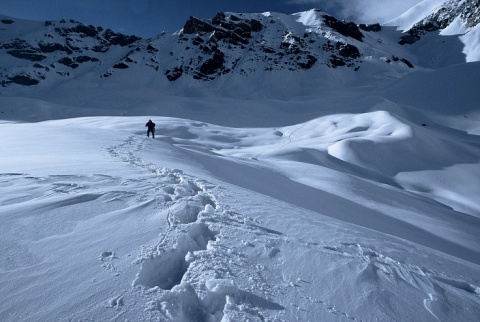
xmin=0 ymin=3 xmax=478 ymax=122
xmin=0 ymin=8 xmax=451 ymax=90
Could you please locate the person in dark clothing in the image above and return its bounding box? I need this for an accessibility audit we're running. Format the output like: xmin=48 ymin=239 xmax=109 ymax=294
xmin=145 ymin=119 xmax=156 ymax=138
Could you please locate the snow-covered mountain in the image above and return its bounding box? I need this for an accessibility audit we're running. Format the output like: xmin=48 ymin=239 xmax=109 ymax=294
xmin=0 ymin=6 xmax=475 ymax=118
xmin=1 ymin=4 xmax=480 ymax=322
xmin=0 ymin=10 xmax=418 ymax=89
xmin=387 ymin=0 xmax=480 ymax=60
xmin=388 ymin=0 xmax=479 ymax=32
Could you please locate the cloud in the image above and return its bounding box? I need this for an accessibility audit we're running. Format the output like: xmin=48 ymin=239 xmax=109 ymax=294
xmin=285 ymin=0 xmax=424 ymax=23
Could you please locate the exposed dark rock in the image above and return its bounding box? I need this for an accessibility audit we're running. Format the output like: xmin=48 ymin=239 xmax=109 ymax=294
xmin=91 ymin=43 xmax=110 ymax=53
xmin=212 ymin=12 xmax=227 ymax=25
xmin=38 ymin=41 xmax=73 ymax=54
xmin=65 ymin=38 xmax=81 ymax=51
xmin=7 ymin=50 xmax=47 ymax=61
xmin=323 ymin=15 xmax=364 ymax=42
xmin=1 ymin=80 xmax=12 ymax=87
xmin=8 ymin=74 xmax=39 ymax=86
xmin=1 ymin=19 xmax=14 ymax=24
xmin=338 ymin=43 xmax=360 ymax=59
xmin=147 ymin=44 xmax=158 ymax=53
xmin=400 ymin=58 xmax=414 ymax=68
xmin=33 ymin=63 xmax=50 ymax=71
xmin=192 ymin=37 xmax=204 ymax=45
xmin=298 ymin=55 xmax=317 ymax=69
xmin=398 ymin=34 xmax=420 ymax=45
xmin=165 ymin=66 xmax=184 ymax=81
xmin=1 ymin=39 xmax=48 ymax=61
xmin=183 ymin=12 xmax=262 ymax=48
xmin=322 ymin=41 xmax=359 ymax=68
xmin=183 ymin=16 xmax=215 ymax=34
xmin=57 ymin=55 xmax=99 ymax=68
xmin=250 ymin=19 xmax=263 ymax=32
xmin=323 ymin=41 xmax=335 ymax=52
xmin=329 ymin=56 xmax=346 ymax=67
xmin=261 ymin=46 xmax=276 ymax=54
xmin=74 ymin=55 xmax=99 ymax=63
xmin=461 ymin=0 xmax=480 ymax=28
xmin=359 ymin=23 xmax=382 ymax=32
xmin=72 ymin=24 xmax=98 ymax=37
xmin=113 ymin=62 xmax=129 ymax=69
xmin=101 ymin=71 xmax=112 ymax=78
xmin=58 ymin=57 xmax=79 ymax=69
xmin=53 ymin=23 xmax=103 ymax=39
xmin=198 ymin=50 xmax=225 ymax=77
xmin=104 ymin=29 xmax=141 ymax=46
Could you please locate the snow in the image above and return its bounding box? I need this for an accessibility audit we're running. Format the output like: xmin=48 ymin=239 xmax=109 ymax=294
xmin=440 ymin=15 xmax=469 ymax=35
xmin=1 ymin=7 xmax=480 ymax=322
xmin=385 ymin=0 xmax=480 ymax=64
xmin=385 ymin=0 xmax=449 ymax=31
xmin=1 ymin=103 xmax=480 ymax=321
xmin=460 ymin=24 xmax=480 ymax=62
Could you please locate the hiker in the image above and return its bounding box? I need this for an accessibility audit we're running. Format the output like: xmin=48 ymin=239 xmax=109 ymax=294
xmin=145 ymin=119 xmax=156 ymax=138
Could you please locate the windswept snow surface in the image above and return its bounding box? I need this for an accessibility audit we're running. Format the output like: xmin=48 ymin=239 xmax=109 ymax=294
xmin=460 ymin=24 xmax=480 ymax=62
xmin=1 ymin=9 xmax=480 ymax=321
xmin=1 ymin=109 xmax=480 ymax=321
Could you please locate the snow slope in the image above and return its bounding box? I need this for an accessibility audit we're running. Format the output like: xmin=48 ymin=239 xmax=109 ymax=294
xmin=385 ymin=0 xmax=449 ymax=31
xmin=1 ymin=7 xmax=480 ymax=322
xmin=386 ymin=0 xmax=480 ymax=62
xmin=1 ymin=110 xmax=480 ymax=321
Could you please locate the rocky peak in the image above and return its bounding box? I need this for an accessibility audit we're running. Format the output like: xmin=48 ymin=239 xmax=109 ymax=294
xmin=399 ymin=0 xmax=480 ymax=45
xmin=321 ymin=14 xmax=365 ymax=42
xmin=0 ymin=16 xmax=144 ymax=86
xmin=182 ymin=12 xmax=263 ymax=45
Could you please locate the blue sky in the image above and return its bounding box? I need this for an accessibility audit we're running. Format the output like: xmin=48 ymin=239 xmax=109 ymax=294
xmin=0 ymin=0 xmax=421 ymax=37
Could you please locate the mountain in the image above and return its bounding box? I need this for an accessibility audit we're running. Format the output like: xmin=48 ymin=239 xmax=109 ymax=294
xmin=387 ymin=0 xmax=479 ymax=32
xmin=386 ymin=0 xmax=480 ymax=61
xmin=1 ymin=6 xmax=475 ymax=121
xmin=0 ymin=9 xmax=452 ymax=91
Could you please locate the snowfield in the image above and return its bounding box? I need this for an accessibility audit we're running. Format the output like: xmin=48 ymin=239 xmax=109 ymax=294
xmin=1 ymin=108 xmax=479 ymax=321
xmin=1 ymin=5 xmax=480 ymax=322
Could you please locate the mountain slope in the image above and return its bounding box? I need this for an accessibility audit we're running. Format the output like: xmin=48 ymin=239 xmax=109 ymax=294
xmin=0 ymin=9 xmax=437 ymax=92
xmin=386 ymin=0 xmax=480 ymax=60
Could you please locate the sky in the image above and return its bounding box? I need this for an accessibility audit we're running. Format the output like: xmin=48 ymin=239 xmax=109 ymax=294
xmin=0 ymin=0 xmax=423 ymax=37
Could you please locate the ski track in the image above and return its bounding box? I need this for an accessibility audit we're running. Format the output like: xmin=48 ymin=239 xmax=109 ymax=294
xmin=253 ymin=122 xmax=308 ymax=160
xmin=99 ymin=135 xmax=480 ymax=321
